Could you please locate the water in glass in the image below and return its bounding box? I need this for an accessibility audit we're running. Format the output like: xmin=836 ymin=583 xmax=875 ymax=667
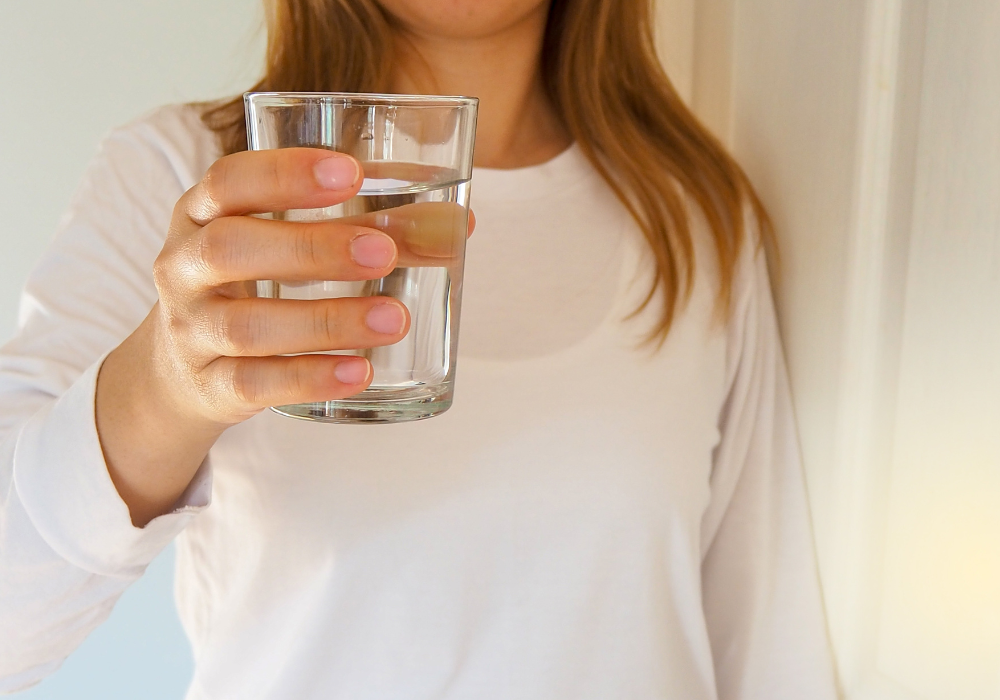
xmin=257 ymin=163 xmax=470 ymax=423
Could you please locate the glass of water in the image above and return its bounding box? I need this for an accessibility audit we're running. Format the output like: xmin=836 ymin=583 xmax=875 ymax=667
xmin=244 ymin=92 xmax=478 ymax=423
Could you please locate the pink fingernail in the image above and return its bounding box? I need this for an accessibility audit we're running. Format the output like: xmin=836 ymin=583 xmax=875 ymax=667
xmin=314 ymin=156 xmax=359 ymax=190
xmin=366 ymin=303 xmax=406 ymax=335
xmin=334 ymin=357 xmax=370 ymax=385
xmin=350 ymin=232 xmax=396 ymax=268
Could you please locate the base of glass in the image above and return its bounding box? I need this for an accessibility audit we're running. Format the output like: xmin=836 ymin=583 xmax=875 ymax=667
xmin=270 ymin=384 xmax=453 ymax=424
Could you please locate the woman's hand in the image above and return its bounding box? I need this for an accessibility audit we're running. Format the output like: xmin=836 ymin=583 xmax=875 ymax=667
xmin=96 ymin=148 xmax=407 ymax=526
xmin=147 ymin=147 xmax=410 ymax=423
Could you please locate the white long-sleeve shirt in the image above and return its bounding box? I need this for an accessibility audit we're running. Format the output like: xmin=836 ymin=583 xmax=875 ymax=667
xmin=0 ymin=104 xmax=838 ymax=699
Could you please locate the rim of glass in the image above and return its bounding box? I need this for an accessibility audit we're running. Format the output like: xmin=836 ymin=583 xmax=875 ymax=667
xmin=245 ymin=91 xmax=478 ymax=107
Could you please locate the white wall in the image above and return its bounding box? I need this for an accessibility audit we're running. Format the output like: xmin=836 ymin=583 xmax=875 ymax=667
xmin=0 ymin=0 xmax=264 ymax=341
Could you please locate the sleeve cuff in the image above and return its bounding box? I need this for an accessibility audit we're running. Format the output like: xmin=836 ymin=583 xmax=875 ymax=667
xmin=11 ymin=354 xmax=212 ymax=577
xmin=0 ymin=657 xmax=62 ymax=694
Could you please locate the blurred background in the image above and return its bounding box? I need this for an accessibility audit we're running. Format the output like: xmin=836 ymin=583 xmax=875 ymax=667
xmin=1 ymin=1 xmax=998 ymax=699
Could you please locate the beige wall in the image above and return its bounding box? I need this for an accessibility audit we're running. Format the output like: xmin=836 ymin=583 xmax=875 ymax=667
xmin=690 ymin=1 xmax=1000 ymax=698
xmin=0 ymin=0 xmax=263 ymax=341
xmin=877 ymin=2 xmax=1000 ymax=697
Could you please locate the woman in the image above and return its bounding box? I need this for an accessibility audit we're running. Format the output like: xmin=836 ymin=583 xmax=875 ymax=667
xmin=0 ymin=0 xmax=837 ymax=698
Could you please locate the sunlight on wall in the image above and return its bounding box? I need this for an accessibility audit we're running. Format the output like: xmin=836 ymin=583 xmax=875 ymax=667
xmin=879 ymin=462 xmax=1000 ymax=700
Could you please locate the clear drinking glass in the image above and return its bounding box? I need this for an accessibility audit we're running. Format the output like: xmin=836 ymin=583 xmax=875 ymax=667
xmin=244 ymin=92 xmax=478 ymax=423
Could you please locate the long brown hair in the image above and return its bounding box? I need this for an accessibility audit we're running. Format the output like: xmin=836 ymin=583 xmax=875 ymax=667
xmin=203 ymin=0 xmax=771 ymax=341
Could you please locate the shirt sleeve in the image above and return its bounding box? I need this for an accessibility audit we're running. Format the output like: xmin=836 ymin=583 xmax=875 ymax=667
xmin=0 ymin=114 xmax=212 ymax=692
xmin=699 ymin=242 xmax=839 ymax=700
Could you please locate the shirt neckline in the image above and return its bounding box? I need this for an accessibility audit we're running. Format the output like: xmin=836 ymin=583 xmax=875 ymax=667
xmin=470 ymin=143 xmax=593 ymax=201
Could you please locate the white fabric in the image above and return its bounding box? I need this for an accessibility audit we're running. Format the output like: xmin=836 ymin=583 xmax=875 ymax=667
xmin=0 ymin=104 xmax=838 ymax=699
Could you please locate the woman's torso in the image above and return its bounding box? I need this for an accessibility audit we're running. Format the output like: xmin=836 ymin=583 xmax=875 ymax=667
xmin=130 ymin=105 xmax=730 ymax=700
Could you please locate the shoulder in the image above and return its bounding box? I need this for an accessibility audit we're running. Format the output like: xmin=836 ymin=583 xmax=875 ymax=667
xmin=679 ymin=193 xmax=771 ymax=322
xmin=719 ymin=201 xmax=781 ymax=382
xmin=62 ymin=103 xmax=224 ymax=245
xmin=711 ymin=200 xmax=776 ymax=337
xmin=97 ymin=102 xmax=222 ymax=193
xmin=731 ymin=202 xmax=774 ymax=320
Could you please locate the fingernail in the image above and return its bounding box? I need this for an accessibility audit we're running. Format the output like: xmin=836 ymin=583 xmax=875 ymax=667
xmin=366 ymin=303 xmax=406 ymax=335
xmin=314 ymin=156 xmax=359 ymax=190
xmin=334 ymin=357 xmax=370 ymax=385
xmin=350 ymin=232 xmax=396 ymax=268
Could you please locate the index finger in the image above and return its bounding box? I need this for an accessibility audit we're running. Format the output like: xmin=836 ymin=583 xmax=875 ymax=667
xmin=183 ymin=148 xmax=363 ymax=226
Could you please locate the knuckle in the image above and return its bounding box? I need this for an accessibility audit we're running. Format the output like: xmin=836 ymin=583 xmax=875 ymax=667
xmin=152 ymin=250 xmax=172 ymax=291
xmin=171 ymin=190 xmax=194 ymax=226
xmin=292 ymin=226 xmax=324 ymax=271
xmin=153 ymin=241 xmax=197 ymax=293
xmin=268 ymin=153 xmax=286 ymax=193
xmin=192 ymin=361 xmax=227 ymax=406
xmin=268 ymin=150 xmax=300 ymax=196
xmin=313 ymin=302 xmax=344 ymax=346
xmin=199 ymin=160 xmax=230 ymax=216
xmin=229 ymin=361 xmax=263 ymax=407
xmin=196 ymin=219 xmax=238 ymax=279
xmin=285 ymin=361 xmax=311 ymax=399
xmin=214 ymin=302 xmax=259 ymax=356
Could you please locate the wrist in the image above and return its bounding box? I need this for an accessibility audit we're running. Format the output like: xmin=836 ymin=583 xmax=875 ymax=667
xmin=96 ymin=314 xmax=223 ymax=526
